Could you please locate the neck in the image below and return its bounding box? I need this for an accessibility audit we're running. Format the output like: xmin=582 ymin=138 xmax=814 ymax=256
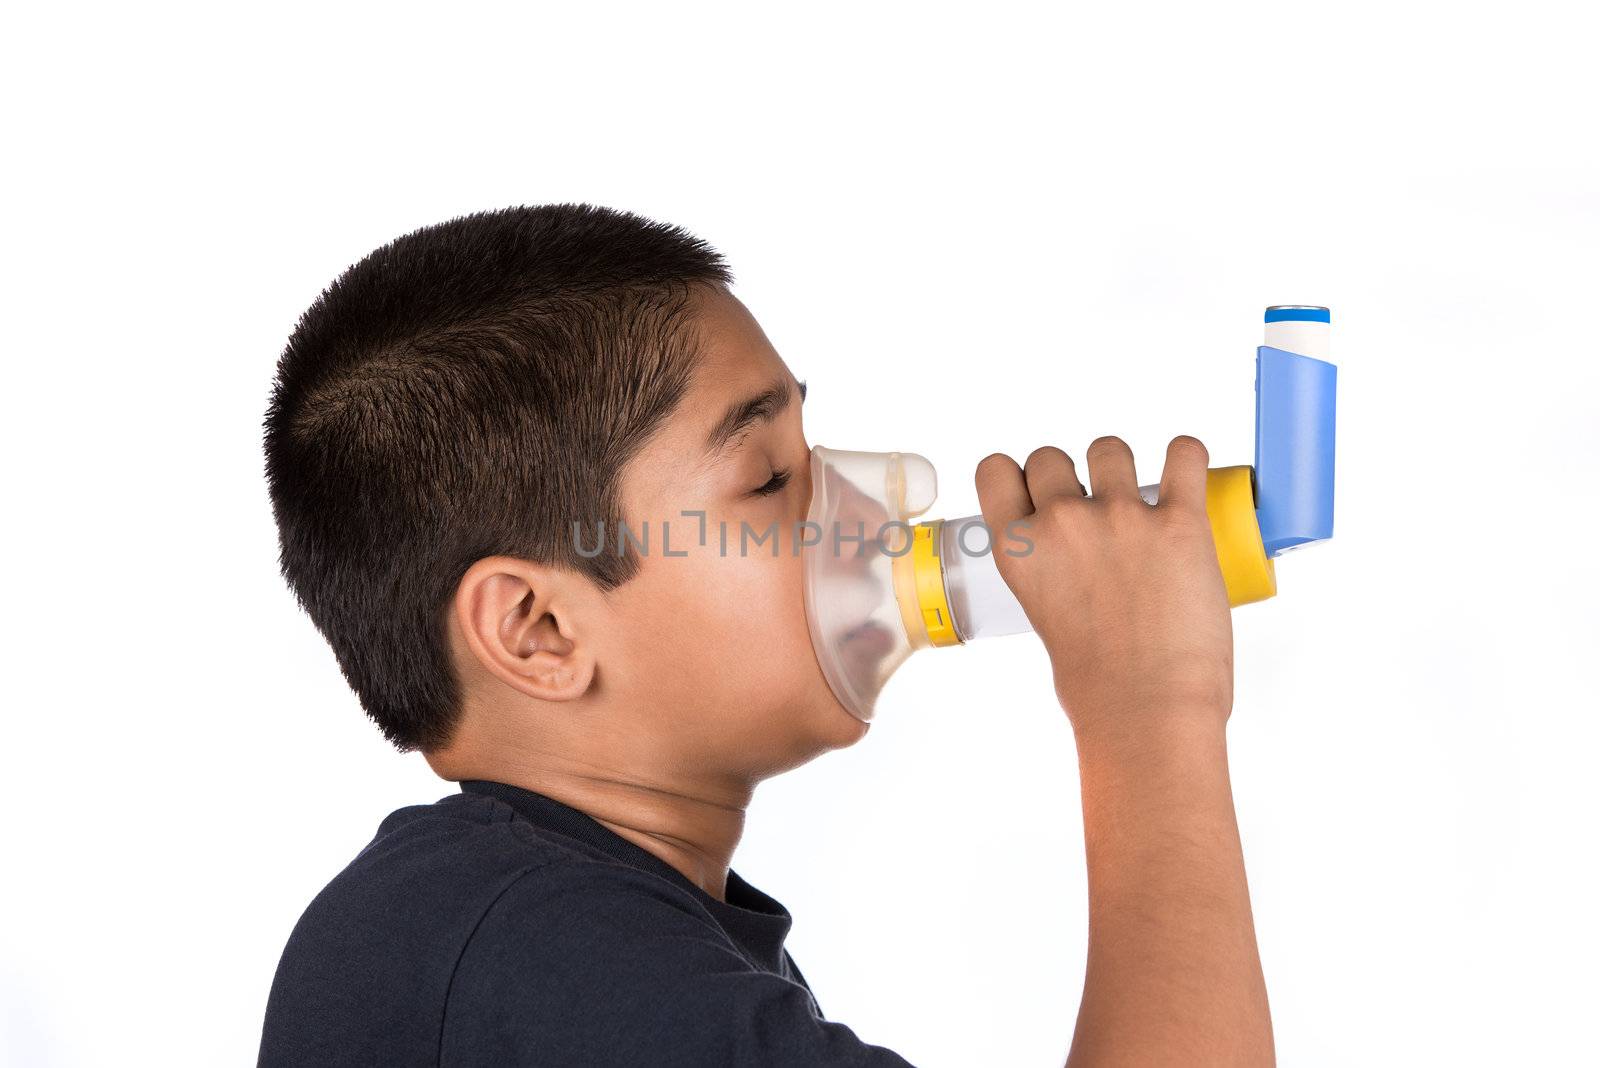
xmin=427 ymin=735 xmax=753 ymax=900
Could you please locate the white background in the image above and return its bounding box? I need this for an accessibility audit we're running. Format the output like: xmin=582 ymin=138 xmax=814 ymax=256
xmin=4 ymin=3 xmax=1597 ymax=1065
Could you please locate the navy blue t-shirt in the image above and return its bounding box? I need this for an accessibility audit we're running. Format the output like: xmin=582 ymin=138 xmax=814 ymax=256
xmin=258 ymin=780 xmax=913 ymax=1066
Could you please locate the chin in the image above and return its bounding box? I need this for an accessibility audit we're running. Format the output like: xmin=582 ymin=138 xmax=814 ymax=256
xmin=815 ymin=694 xmax=872 ymax=750
xmin=755 ymin=698 xmax=871 ymax=779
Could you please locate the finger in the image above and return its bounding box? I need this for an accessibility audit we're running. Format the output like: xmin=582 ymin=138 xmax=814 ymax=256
xmin=1023 ymin=446 xmax=1087 ymax=505
xmin=1085 ymin=435 xmax=1139 ymax=500
xmin=1157 ymin=435 xmax=1210 ymax=513
xmin=975 ymin=452 xmax=1033 ymax=531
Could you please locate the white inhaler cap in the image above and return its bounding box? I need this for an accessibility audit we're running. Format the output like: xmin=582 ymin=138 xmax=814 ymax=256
xmin=801 ymin=446 xmax=939 ymax=721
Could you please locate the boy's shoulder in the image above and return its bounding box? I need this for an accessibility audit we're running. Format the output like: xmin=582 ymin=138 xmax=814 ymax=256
xmin=257 ymin=790 xmax=718 ymax=1066
xmin=272 ymin=788 xmax=722 ymax=961
xmin=325 ymin=789 xmax=665 ymax=912
xmin=259 ymin=787 xmax=911 ymax=1068
xmin=362 ymin=788 xmax=610 ymax=881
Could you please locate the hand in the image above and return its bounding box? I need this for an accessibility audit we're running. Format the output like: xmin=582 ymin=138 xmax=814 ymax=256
xmin=974 ymin=435 xmax=1234 ymax=749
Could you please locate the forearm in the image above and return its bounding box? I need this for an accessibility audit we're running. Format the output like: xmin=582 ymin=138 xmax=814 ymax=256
xmin=1066 ymin=720 xmax=1273 ymax=1067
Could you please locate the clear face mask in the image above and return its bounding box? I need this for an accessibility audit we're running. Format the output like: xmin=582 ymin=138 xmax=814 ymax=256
xmin=800 ymin=306 xmax=1339 ymax=722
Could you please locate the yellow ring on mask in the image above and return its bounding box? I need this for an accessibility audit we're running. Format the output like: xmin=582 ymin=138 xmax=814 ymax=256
xmin=910 ymin=520 xmax=962 ymax=647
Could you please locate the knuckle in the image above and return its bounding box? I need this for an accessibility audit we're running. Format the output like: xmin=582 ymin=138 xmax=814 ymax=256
xmin=1169 ymin=434 xmax=1209 ymax=459
xmin=1087 ymin=435 xmax=1126 ymax=453
xmin=1105 ymin=493 xmax=1146 ymax=519
xmin=1039 ymin=496 xmax=1081 ymax=527
xmin=1157 ymin=500 xmax=1206 ymax=529
xmin=1041 ymin=494 xmax=1075 ymax=517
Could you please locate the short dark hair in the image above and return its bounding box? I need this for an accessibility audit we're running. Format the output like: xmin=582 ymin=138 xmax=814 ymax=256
xmin=264 ymin=204 xmax=732 ymax=751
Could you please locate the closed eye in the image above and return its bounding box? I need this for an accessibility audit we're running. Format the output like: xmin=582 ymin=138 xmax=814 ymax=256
xmin=749 ymin=468 xmax=792 ymax=497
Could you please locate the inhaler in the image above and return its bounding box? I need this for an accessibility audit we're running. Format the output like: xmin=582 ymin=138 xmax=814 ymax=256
xmin=802 ymin=306 xmax=1338 ymax=721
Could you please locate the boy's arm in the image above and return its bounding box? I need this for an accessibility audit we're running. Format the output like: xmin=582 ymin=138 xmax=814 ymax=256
xmin=1069 ymin=720 xmax=1270 ymax=1064
xmin=976 ymin=435 xmax=1274 ymax=1067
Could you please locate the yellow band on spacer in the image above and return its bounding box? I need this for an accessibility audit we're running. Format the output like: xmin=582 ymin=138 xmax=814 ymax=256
xmin=1205 ymin=466 xmax=1277 ymax=607
xmin=911 ymin=520 xmax=963 ymax=646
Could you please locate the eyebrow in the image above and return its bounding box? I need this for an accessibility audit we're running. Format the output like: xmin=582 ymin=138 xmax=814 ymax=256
xmin=704 ymin=378 xmax=807 ymax=456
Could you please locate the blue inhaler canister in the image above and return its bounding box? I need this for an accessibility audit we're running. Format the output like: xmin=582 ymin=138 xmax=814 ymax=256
xmin=1255 ymin=306 xmax=1337 ymax=557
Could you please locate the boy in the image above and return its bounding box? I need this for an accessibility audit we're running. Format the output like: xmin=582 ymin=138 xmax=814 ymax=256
xmin=258 ymin=204 xmax=1272 ymax=1066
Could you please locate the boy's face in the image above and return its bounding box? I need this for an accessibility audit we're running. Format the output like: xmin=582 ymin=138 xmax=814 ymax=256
xmin=598 ymin=286 xmax=868 ymax=778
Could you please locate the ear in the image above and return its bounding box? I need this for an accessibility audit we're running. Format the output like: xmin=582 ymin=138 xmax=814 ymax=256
xmin=453 ymin=556 xmax=597 ymax=703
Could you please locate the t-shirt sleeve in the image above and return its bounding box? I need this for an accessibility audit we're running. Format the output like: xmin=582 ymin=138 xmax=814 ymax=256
xmin=439 ymin=860 xmax=915 ymax=1067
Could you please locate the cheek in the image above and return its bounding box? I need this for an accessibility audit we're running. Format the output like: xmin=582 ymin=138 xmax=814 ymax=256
xmin=690 ymin=546 xmax=811 ymax=678
xmin=619 ymin=531 xmax=815 ymax=699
